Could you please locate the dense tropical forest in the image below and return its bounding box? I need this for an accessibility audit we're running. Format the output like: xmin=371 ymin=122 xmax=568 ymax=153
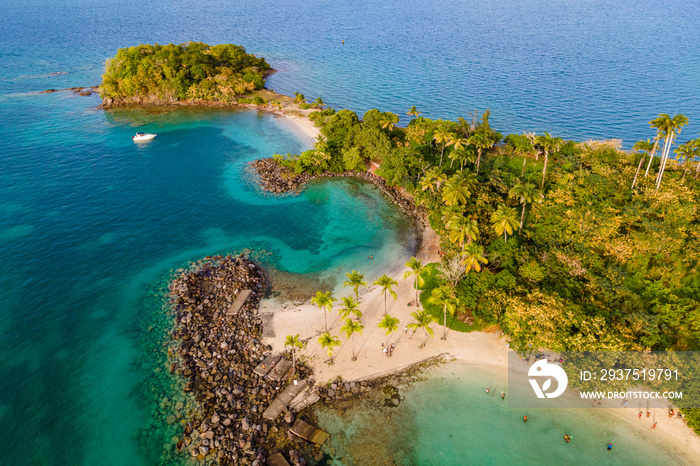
xmin=275 ymin=107 xmax=700 ymax=353
xmin=274 ymin=107 xmax=700 ymax=427
xmin=100 ymin=42 xmax=270 ymax=103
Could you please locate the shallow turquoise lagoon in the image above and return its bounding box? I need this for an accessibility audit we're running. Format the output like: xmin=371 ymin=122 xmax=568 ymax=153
xmin=316 ymin=362 xmax=694 ymax=465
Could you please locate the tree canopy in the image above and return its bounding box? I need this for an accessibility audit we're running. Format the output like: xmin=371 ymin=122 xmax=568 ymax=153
xmin=101 ymin=42 xmax=270 ymax=103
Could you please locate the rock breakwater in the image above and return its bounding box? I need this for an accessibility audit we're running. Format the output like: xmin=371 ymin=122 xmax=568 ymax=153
xmin=168 ymin=254 xmax=313 ymax=465
xmin=250 ymin=158 xmax=427 ymax=226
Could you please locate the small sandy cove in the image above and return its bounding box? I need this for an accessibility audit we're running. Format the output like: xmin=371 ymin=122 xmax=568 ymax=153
xmin=260 ymin=112 xmax=700 ymax=460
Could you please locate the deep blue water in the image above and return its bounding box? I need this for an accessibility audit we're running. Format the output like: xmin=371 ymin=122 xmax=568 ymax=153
xmin=1 ymin=0 xmax=699 ymax=464
xmin=2 ymin=0 xmax=699 ymax=144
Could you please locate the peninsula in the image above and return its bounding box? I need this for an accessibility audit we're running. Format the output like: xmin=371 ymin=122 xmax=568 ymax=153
xmin=98 ymin=44 xmax=700 ymax=464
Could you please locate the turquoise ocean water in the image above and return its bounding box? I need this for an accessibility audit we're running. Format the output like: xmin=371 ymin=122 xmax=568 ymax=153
xmin=1 ymin=0 xmax=699 ymax=464
xmin=316 ymin=362 xmax=697 ymax=465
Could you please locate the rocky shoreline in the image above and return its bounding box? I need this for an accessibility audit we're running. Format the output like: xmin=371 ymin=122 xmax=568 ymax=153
xmin=168 ymin=254 xmax=315 ymax=465
xmin=250 ymin=158 xmax=428 ymax=226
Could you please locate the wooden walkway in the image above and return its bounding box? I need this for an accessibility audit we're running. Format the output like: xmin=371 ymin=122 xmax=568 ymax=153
xmin=267 ymin=359 xmax=292 ymax=382
xmin=266 ymin=452 xmax=290 ymax=466
xmin=262 ymin=379 xmax=307 ymax=421
xmin=226 ymin=289 xmax=252 ymax=316
xmin=290 ymin=419 xmax=330 ymax=445
xmin=253 ymin=354 xmax=280 ymax=377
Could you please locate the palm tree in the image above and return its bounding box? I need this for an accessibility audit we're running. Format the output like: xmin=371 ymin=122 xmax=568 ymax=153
xmin=631 ymin=139 xmax=654 ymax=188
xmin=378 ymin=314 xmax=399 ymax=347
xmin=343 ymin=270 xmax=367 ymax=302
xmin=408 ymin=310 xmax=436 ymax=348
xmin=674 ymin=141 xmax=699 ymax=181
xmin=374 ymin=274 xmax=398 ymax=315
xmin=645 ymin=114 xmax=677 ymax=178
xmin=403 ymin=257 xmax=425 ymax=307
xmin=644 ymin=117 xmax=666 ymax=178
xmin=446 ymin=136 xmax=468 ymax=167
xmin=311 ymin=291 xmax=336 ymax=333
xmin=461 ymin=243 xmax=488 ymax=273
xmin=418 ymin=169 xmax=437 ymax=194
xmin=508 ymin=182 xmax=543 ymax=233
xmin=535 ymin=132 xmax=564 ymax=190
xmin=433 ymin=130 xmax=453 ymax=167
xmin=318 ymin=332 xmax=341 ymax=364
xmin=293 ymin=92 xmax=306 ymax=104
xmin=441 ymin=172 xmax=475 ymax=206
xmin=467 ymin=132 xmax=495 ymax=175
xmin=429 ymin=285 xmax=459 ymax=340
xmin=654 ymin=114 xmax=689 ymax=190
xmin=284 ymin=334 xmax=306 ymax=376
xmin=338 ymin=295 xmax=361 ymax=320
xmin=447 ymin=216 xmax=479 ymax=250
xmin=312 ymin=97 xmax=325 ymax=109
xmin=448 ymin=148 xmax=476 ymax=171
xmin=490 ymin=204 xmax=519 ymax=243
xmin=515 ymin=132 xmax=537 ymax=178
xmin=380 ymin=113 xmax=399 ymax=132
xmin=693 ymin=139 xmax=700 ymax=180
xmin=407 ymin=106 xmax=421 ymax=119
xmin=340 ymin=318 xmax=364 ymax=361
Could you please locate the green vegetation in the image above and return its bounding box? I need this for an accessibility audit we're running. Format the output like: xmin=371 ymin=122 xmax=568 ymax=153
xmin=318 ymin=332 xmax=341 ymax=364
xmin=298 ymin=108 xmax=699 ymax=429
xmin=284 ymin=334 xmax=306 ymax=376
xmin=280 ymin=108 xmax=700 ymax=354
xmin=340 ymin=318 xmax=364 ymax=361
xmin=311 ymin=291 xmax=336 ymax=333
xmin=374 ymin=274 xmax=398 ymax=315
xmin=378 ymin=314 xmax=400 ymax=346
xmin=101 ymin=42 xmax=270 ymax=103
xmin=343 ymin=270 xmax=367 ymax=302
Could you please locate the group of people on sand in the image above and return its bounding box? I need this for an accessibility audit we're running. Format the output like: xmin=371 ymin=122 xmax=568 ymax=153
xmin=382 ymin=342 xmax=395 ymax=357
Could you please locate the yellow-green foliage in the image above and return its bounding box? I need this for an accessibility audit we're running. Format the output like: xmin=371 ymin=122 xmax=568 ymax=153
xmin=101 ymin=42 xmax=269 ymax=102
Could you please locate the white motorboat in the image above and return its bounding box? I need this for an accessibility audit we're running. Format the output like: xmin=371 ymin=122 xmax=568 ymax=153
xmin=132 ymin=132 xmax=157 ymax=142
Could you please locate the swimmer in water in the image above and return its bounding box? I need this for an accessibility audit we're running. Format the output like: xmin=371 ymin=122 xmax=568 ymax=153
xmin=486 ymin=386 xmax=490 ymax=393
xmin=523 ymin=415 xmax=528 ymax=423
xmin=564 ymin=435 xmax=571 ymax=442
xmin=607 ymin=443 xmax=613 ymax=450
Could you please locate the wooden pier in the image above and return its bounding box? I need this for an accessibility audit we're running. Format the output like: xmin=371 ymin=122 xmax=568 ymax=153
xmin=253 ymin=354 xmax=280 ymax=377
xmin=262 ymin=379 xmax=308 ymax=420
xmin=226 ymin=289 xmax=252 ymax=316
xmin=266 ymin=452 xmax=291 ymax=466
xmin=267 ymin=359 xmax=292 ymax=382
xmin=290 ymin=419 xmax=330 ymax=445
